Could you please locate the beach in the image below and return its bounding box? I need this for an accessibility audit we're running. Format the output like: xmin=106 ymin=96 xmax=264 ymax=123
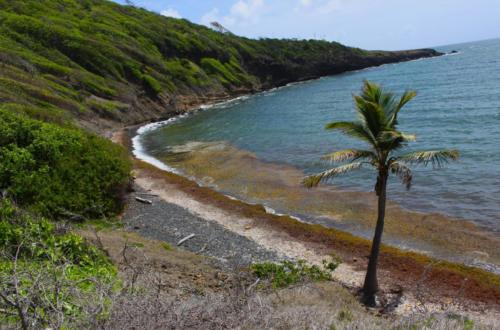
xmin=113 ymin=129 xmax=500 ymax=319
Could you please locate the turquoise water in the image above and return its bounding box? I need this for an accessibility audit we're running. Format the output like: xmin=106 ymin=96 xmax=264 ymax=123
xmin=139 ymin=38 xmax=500 ymax=235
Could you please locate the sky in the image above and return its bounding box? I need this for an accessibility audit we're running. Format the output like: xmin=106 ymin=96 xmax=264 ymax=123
xmin=112 ymin=0 xmax=500 ymax=50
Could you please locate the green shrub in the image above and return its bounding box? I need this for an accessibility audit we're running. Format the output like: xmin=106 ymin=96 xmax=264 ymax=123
xmin=86 ymin=97 xmax=128 ymax=113
xmin=0 ymin=200 xmax=117 ymax=328
xmin=200 ymin=57 xmax=241 ymax=86
xmin=165 ymin=58 xmax=209 ymax=86
xmin=0 ymin=110 xmax=131 ymax=218
xmin=161 ymin=242 xmax=172 ymax=251
xmin=76 ymin=72 xmax=118 ymax=97
xmin=251 ymin=259 xmax=336 ymax=289
xmin=0 ymin=200 xmax=112 ymax=268
xmin=142 ymin=74 xmax=162 ymax=95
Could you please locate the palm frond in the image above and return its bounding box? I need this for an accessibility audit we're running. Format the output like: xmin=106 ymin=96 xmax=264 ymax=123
xmin=376 ymin=131 xmax=416 ymax=150
xmin=361 ymin=80 xmax=386 ymax=104
xmin=396 ymin=150 xmax=460 ymax=168
xmin=387 ymin=90 xmax=417 ymax=127
xmin=390 ymin=161 xmax=413 ymax=189
xmin=325 ymin=121 xmax=377 ymax=146
xmin=400 ymin=132 xmax=417 ymax=142
xmin=303 ymin=162 xmax=363 ymax=188
xmin=353 ymin=96 xmax=386 ymax=138
xmin=321 ymin=149 xmax=375 ymax=163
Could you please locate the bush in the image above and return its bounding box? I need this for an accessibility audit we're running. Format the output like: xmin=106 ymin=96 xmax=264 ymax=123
xmin=0 ymin=110 xmax=131 ymax=218
xmin=251 ymin=259 xmax=337 ymax=289
xmin=142 ymin=74 xmax=162 ymax=95
xmin=0 ymin=200 xmax=112 ymax=268
xmin=200 ymin=57 xmax=241 ymax=86
xmin=0 ymin=200 xmax=117 ymax=328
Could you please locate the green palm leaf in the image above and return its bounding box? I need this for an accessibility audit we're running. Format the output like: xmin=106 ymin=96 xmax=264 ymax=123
xmin=387 ymin=90 xmax=417 ymax=127
xmin=376 ymin=130 xmax=416 ymax=150
xmin=325 ymin=121 xmax=376 ymax=146
xmin=321 ymin=149 xmax=375 ymax=163
xmin=303 ymin=162 xmax=363 ymax=188
xmin=353 ymin=97 xmax=386 ymax=138
xmin=396 ymin=150 xmax=460 ymax=167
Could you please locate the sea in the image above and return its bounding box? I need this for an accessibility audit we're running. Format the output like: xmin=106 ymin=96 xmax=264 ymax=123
xmin=134 ymin=38 xmax=500 ymax=271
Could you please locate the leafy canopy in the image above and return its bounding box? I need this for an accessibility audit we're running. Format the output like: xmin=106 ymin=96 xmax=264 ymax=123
xmin=304 ymin=81 xmax=459 ymax=190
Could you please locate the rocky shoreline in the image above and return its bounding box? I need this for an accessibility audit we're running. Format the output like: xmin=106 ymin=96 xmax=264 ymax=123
xmin=123 ymin=184 xmax=282 ymax=271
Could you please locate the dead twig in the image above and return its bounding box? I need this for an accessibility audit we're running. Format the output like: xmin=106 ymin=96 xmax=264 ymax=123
xmin=136 ymin=192 xmax=159 ymax=197
xmin=135 ymin=197 xmax=153 ymax=204
xmin=177 ymin=234 xmax=196 ymax=246
xmin=246 ymin=278 xmax=260 ymax=294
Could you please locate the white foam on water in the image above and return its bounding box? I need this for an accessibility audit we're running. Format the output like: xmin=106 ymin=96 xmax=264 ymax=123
xmin=443 ymin=51 xmax=462 ymax=56
xmin=132 ymin=133 xmax=181 ymax=174
xmin=132 ymin=94 xmax=256 ymax=177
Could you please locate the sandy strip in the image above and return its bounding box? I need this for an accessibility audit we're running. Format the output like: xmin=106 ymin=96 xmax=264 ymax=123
xmin=134 ymin=175 xmax=364 ymax=284
xmin=133 ymin=173 xmax=500 ymax=322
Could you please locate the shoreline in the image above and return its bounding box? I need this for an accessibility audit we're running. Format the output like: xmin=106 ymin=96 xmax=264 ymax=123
xmin=130 ymin=93 xmax=500 ymax=275
xmin=113 ymin=128 xmax=500 ymax=314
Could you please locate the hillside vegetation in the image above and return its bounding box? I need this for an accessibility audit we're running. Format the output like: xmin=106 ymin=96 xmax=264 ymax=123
xmin=0 ymin=110 xmax=130 ymax=218
xmin=0 ymin=0 xmax=440 ymax=130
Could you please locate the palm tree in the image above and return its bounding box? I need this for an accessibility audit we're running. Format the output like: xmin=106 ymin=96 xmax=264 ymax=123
xmin=303 ymin=81 xmax=459 ymax=306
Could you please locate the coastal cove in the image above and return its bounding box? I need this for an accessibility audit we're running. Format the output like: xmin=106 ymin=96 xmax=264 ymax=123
xmin=118 ymin=130 xmax=500 ymax=312
xmin=133 ymin=38 xmax=500 ymax=274
xmin=3 ymin=0 xmax=500 ymax=327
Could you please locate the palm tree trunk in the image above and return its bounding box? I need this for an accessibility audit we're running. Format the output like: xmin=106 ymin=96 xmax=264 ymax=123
xmin=362 ymin=170 xmax=388 ymax=306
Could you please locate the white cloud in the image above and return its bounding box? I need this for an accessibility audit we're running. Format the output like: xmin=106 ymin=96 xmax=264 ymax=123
xmin=201 ymin=0 xmax=265 ymax=28
xmin=230 ymin=0 xmax=264 ymax=19
xmin=160 ymin=8 xmax=181 ymax=19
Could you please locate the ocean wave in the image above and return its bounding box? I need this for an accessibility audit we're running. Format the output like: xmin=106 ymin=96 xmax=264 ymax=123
xmin=132 ymin=134 xmax=181 ymax=174
xmin=443 ymin=51 xmax=462 ymax=56
xmin=136 ymin=114 xmax=188 ymax=135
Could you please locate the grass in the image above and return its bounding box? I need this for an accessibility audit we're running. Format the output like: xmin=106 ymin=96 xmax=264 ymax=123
xmin=161 ymin=242 xmax=172 ymax=251
xmin=251 ymin=259 xmax=336 ymax=289
xmin=337 ymin=309 xmax=354 ymax=322
xmin=87 ymin=228 xmax=492 ymax=330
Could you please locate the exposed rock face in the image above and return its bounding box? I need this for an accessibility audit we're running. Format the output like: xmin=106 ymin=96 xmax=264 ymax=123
xmin=89 ymin=49 xmax=441 ymax=132
xmin=248 ymin=49 xmax=441 ymax=88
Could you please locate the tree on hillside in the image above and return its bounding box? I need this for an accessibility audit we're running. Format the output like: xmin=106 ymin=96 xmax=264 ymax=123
xmin=210 ymin=22 xmax=233 ymax=35
xmin=303 ymin=81 xmax=459 ymax=306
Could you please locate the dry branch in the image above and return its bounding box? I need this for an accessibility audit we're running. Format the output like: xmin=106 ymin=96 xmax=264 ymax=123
xmin=177 ymin=234 xmax=196 ymax=246
xmin=135 ymin=197 xmax=153 ymax=204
